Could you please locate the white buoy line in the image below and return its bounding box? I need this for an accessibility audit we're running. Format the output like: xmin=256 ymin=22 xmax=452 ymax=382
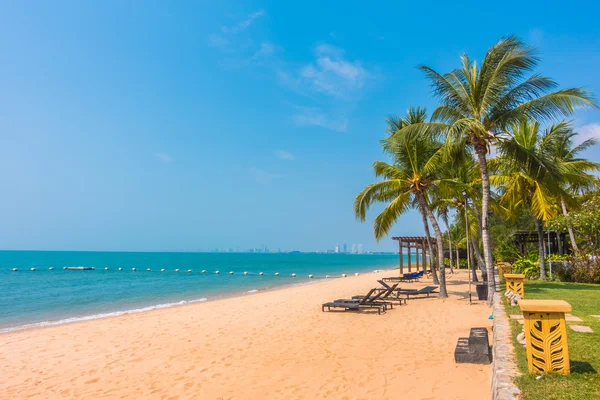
xmin=10 ymin=267 xmax=361 ymax=279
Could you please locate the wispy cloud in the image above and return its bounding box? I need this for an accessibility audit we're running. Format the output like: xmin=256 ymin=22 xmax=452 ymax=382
xmin=291 ymin=107 xmax=348 ymax=132
xmin=577 ymin=123 xmax=600 ymax=143
xmin=155 ymin=153 xmax=173 ymax=163
xmin=283 ymin=43 xmax=370 ymax=99
xmin=221 ymin=10 xmax=265 ymax=34
xmin=251 ymin=41 xmax=275 ymax=60
xmin=249 ymin=167 xmax=283 ymax=185
xmin=276 ymin=150 xmax=295 ymax=160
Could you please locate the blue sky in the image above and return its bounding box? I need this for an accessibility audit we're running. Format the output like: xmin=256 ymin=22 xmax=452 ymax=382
xmin=1 ymin=1 xmax=599 ymax=252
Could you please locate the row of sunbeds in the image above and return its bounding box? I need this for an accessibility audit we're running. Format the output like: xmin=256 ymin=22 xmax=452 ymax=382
xmin=382 ymin=271 xmax=426 ymax=283
xmin=322 ymin=279 xmax=439 ymax=315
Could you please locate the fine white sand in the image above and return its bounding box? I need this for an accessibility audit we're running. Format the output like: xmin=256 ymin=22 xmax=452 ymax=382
xmin=0 ymin=269 xmax=491 ymax=399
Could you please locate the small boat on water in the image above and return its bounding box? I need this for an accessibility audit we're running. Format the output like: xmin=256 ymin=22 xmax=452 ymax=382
xmin=63 ymin=266 xmax=95 ymax=271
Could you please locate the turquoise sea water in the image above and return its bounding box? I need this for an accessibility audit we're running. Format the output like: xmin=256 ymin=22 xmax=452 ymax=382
xmin=0 ymin=251 xmax=400 ymax=332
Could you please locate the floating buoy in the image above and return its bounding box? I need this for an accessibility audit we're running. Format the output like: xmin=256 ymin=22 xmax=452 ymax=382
xmin=187 ymin=269 xmax=192 ymax=273
xmin=118 ymin=268 xmax=123 ymax=271
xmin=161 ymin=269 xmax=166 ymax=272
xmin=49 ymin=267 xmax=54 ymax=271
xmin=175 ymin=269 xmax=180 ymax=272
xmin=30 ymin=268 xmax=36 ymax=271
xmin=308 ymin=274 xmax=314 ymax=278
xmin=244 ymin=271 xmax=248 ymax=275
xmin=201 ymin=270 xmax=207 ymax=274
xmin=229 ymin=271 xmax=234 ymax=275
xmin=132 ymin=268 xmax=137 ymax=272
xmin=274 ymin=272 xmax=279 ymax=276
xmin=215 ymin=270 xmax=220 ymax=274
xmin=291 ymin=273 xmax=296 ymax=277
xmin=12 ymin=268 xmax=18 ymax=272
xmin=147 ymin=268 xmax=151 ymax=272
xmin=259 ymin=272 xmax=264 ymax=276
xmin=342 ymin=274 xmax=347 ymax=277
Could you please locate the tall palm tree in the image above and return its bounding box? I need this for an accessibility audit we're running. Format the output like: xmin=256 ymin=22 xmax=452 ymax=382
xmin=549 ymin=124 xmax=600 ymax=253
xmin=354 ymin=129 xmax=448 ymax=297
xmin=387 ymin=36 xmax=596 ymax=303
xmin=386 ymin=109 xmax=440 ymax=284
xmin=491 ymin=119 xmax=570 ymax=279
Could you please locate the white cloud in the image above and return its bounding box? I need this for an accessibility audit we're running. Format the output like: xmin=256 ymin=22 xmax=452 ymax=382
xmin=249 ymin=167 xmax=283 ymax=185
xmin=220 ymin=10 xmax=265 ymax=34
xmin=577 ymin=123 xmax=600 ymax=143
xmin=283 ymin=43 xmax=370 ymax=99
xmin=251 ymin=41 xmax=275 ymax=60
xmin=155 ymin=153 xmax=173 ymax=163
xmin=292 ymin=107 xmax=348 ymax=132
xmin=276 ymin=150 xmax=295 ymax=160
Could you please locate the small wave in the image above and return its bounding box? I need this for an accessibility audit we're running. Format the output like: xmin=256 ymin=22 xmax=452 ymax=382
xmin=246 ymin=289 xmax=259 ymax=293
xmin=0 ymin=297 xmax=208 ymax=334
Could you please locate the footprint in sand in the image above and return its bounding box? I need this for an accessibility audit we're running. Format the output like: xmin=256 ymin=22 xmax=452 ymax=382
xmin=84 ymin=378 xmax=100 ymax=385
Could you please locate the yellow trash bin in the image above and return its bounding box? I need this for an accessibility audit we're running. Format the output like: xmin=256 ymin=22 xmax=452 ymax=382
xmin=519 ymin=300 xmax=572 ymax=375
xmin=504 ymin=273 xmax=525 ymax=298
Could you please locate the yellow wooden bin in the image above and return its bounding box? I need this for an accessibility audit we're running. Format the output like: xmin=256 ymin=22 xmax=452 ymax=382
xmin=504 ymin=273 xmax=525 ymax=298
xmin=519 ymin=300 xmax=572 ymax=375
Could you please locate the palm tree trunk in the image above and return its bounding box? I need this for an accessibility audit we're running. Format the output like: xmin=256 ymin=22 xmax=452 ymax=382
xmin=469 ymin=240 xmax=479 ymax=282
xmin=560 ymin=197 xmax=579 ymax=254
xmin=417 ymin=193 xmax=447 ymax=298
xmin=418 ymin=204 xmax=440 ymax=284
xmin=536 ymin=218 xmax=547 ymax=280
xmin=456 ymin=247 xmax=460 ymax=270
xmin=474 ymin=146 xmax=496 ymax=306
xmin=442 ymin=211 xmax=454 ymax=273
xmin=471 ymin=238 xmax=486 ymax=276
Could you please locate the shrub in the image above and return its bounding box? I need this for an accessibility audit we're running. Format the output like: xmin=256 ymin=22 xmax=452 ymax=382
xmin=495 ymin=241 xmax=521 ymax=264
xmin=512 ymin=253 xmax=540 ymax=280
xmin=570 ymin=258 xmax=600 ymax=284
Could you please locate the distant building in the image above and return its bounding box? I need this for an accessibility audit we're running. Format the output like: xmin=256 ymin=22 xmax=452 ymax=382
xmin=351 ymin=244 xmax=357 ymax=254
xmin=357 ymin=244 xmax=363 ymax=254
xmin=334 ymin=245 xmax=340 ymax=253
xmin=343 ymin=243 xmax=347 ymax=253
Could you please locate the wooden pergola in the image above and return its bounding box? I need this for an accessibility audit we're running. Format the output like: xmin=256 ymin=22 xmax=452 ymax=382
xmin=511 ymin=230 xmax=571 ymax=255
xmin=392 ymin=236 xmax=437 ymax=275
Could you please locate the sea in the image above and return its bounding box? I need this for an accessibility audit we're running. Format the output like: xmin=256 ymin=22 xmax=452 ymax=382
xmin=0 ymin=251 xmax=401 ymax=333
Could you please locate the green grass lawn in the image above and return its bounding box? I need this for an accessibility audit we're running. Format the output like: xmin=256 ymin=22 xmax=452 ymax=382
xmin=504 ymin=281 xmax=600 ymax=400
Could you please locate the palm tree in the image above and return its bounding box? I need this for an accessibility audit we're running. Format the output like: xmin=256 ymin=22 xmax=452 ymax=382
xmin=386 ymin=110 xmax=440 ymax=284
xmin=491 ymin=119 xmax=571 ymax=279
xmin=549 ymin=124 xmax=600 ymax=253
xmin=354 ymin=127 xmax=448 ymax=297
xmin=388 ymin=36 xmax=596 ymax=302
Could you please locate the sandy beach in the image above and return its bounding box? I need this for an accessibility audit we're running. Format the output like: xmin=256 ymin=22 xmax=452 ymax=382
xmin=0 ymin=269 xmax=491 ymax=399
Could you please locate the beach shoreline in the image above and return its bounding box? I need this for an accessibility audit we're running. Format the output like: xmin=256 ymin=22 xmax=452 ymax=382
xmin=0 ymin=269 xmax=491 ymax=399
xmin=1 ymin=265 xmax=398 ymax=335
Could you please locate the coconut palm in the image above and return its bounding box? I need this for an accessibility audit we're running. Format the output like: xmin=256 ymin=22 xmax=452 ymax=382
xmin=387 ymin=36 xmax=596 ymax=302
xmin=386 ymin=110 xmax=440 ymax=284
xmin=491 ymin=119 xmax=571 ymax=279
xmin=354 ymin=129 xmax=448 ymax=297
xmin=548 ymin=124 xmax=600 ymax=253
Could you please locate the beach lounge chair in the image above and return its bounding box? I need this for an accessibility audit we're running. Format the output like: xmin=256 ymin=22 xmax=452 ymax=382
xmin=322 ymin=288 xmax=387 ymax=314
xmin=350 ymin=283 xmax=405 ymax=307
xmin=397 ymin=286 xmax=439 ymax=299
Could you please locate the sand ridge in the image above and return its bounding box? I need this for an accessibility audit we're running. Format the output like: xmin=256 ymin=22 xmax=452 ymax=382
xmin=0 ymin=269 xmax=491 ymax=399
